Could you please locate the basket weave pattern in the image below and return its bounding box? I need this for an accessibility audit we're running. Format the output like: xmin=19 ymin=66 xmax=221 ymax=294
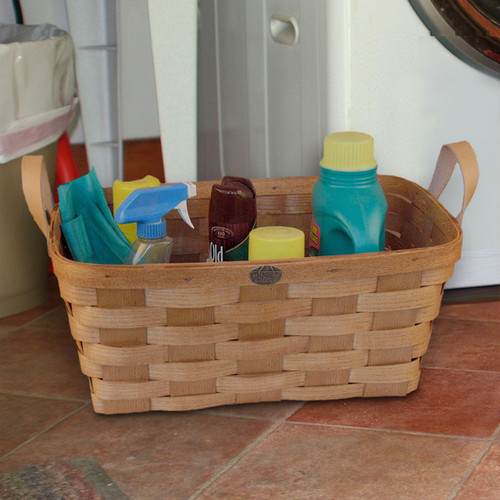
xmin=49 ymin=175 xmax=461 ymax=414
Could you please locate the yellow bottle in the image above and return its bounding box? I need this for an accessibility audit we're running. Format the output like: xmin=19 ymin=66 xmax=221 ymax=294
xmin=248 ymin=226 xmax=305 ymax=260
xmin=112 ymin=175 xmax=161 ymax=243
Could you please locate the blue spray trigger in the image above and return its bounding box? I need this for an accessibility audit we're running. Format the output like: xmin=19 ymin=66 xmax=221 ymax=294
xmin=114 ymin=182 xmax=196 ymax=240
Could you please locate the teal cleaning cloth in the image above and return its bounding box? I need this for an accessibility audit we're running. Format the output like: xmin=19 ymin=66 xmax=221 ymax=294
xmin=58 ymin=168 xmax=131 ymax=264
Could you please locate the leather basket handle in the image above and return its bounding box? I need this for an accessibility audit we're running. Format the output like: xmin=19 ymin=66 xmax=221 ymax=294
xmin=21 ymin=155 xmax=55 ymax=241
xmin=428 ymin=141 xmax=479 ymax=225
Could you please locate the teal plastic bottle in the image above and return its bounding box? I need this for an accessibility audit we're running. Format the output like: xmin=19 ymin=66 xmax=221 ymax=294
xmin=309 ymin=132 xmax=388 ymax=256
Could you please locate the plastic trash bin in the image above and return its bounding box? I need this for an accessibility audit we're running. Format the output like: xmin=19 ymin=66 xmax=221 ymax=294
xmin=0 ymin=24 xmax=77 ymax=318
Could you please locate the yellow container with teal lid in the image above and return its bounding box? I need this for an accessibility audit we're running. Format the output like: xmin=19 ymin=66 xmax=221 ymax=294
xmin=309 ymin=132 xmax=388 ymax=256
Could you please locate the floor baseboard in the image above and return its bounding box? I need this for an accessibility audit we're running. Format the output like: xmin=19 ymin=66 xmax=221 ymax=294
xmin=445 ymin=249 xmax=500 ymax=289
xmin=442 ymin=284 xmax=500 ymax=304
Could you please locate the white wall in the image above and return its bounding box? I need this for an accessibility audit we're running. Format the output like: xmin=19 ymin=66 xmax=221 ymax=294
xmin=118 ymin=0 xmax=159 ymax=140
xmin=148 ymin=0 xmax=197 ymax=182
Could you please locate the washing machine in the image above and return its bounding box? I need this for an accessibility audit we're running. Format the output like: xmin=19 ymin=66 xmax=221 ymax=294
xmin=409 ymin=0 xmax=500 ymax=79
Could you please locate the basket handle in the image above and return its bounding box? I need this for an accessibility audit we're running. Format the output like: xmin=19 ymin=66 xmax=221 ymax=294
xmin=21 ymin=155 xmax=54 ymax=241
xmin=428 ymin=141 xmax=479 ymax=225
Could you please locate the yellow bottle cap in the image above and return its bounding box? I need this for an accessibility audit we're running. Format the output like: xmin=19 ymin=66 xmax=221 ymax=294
xmin=248 ymin=226 xmax=305 ymax=261
xmin=321 ymin=131 xmax=377 ymax=171
xmin=113 ymin=175 xmax=161 ymax=243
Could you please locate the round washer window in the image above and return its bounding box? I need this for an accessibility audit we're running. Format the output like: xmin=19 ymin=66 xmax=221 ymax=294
xmin=409 ymin=0 xmax=500 ymax=78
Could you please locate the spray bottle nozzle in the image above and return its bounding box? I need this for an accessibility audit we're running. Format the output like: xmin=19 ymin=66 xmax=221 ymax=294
xmin=114 ymin=182 xmax=196 ymax=239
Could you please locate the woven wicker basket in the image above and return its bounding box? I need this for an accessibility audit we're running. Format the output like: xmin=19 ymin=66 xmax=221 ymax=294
xmin=22 ymin=142 xmax=478 ymax=414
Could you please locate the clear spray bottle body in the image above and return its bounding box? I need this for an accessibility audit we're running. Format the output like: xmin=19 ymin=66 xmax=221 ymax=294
xmin=124 ymin=235 xmax=173 ymax=265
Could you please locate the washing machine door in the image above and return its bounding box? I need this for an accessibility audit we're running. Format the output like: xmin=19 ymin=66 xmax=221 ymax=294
xmin=409 ymin=0 xmax=500 ymax=78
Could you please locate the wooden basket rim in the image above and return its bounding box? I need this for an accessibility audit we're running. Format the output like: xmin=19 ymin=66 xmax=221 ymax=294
xmin=49 ymin=174 xmax=463 ymax=289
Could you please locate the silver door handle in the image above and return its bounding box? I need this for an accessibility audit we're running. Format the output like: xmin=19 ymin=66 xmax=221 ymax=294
xmin=269 ymin=14 xmax=299 ymax=46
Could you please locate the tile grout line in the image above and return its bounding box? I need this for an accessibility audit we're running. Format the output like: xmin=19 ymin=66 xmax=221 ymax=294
xmin=0 ymin=304 xmax=66 ymax=335
xmin=0 ymin=323 xmax=27 ymax=336
xmin=284 ymin=419 xmax=497 ymax=444
xmin=0 ymin=390 xmax=90 ymax=403
xmin=187 ymin=419 xmax=283 ymax=499
xmin=420 ymin=366 xmax=500 ymax=375
xmin=204 ymin=407 xmax=498 ymax=444
xmin=493 ymin=421 xmax=500 ymax=439
xmin=436 ymin=315 xmax=500 ymax=323
xmin=201 ymin=408 xmax=300 ymax=423
xmin=0 ymin=400 xmax=91 ymax=463
xmin=187 ymin=403 xmax=305 ymax=499
xmin=446 ymin=440 xmax=496 ymax=500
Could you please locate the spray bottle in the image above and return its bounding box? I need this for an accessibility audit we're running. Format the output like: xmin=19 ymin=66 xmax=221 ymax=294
xmin=114 ymin=183 xmax=196 ymax=264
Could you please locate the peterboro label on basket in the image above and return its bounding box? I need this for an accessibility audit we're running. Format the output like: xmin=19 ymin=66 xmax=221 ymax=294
xmin=250 ymin=265 xmax=282 ymax=285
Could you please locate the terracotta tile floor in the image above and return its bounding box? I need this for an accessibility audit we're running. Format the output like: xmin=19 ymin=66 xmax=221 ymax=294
xmin=0 ymin=277 xmax=499 ymax=499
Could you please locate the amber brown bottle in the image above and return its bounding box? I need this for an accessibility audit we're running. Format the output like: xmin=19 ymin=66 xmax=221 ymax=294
xmin=208 ymin=176 xmax=257 ymax=261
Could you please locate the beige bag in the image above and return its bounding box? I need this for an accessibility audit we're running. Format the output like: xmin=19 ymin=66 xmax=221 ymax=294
xmin=0 ymin=24 xmax=77 ymax=317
